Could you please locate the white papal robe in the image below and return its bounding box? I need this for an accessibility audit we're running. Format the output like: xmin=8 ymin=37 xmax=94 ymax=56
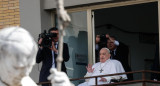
xmin=78 ymin=59 xmax=127 ymax=86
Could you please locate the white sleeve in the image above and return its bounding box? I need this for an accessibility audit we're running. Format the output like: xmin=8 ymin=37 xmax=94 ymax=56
xmin=103 ymin=61 xmax=125 ymax=82
xmin=116 ymin=61 xmax=128 ymax=80
xmin=103 ymin=62 xmax=117 ymax=83
xmin=85 ymin=72 xmax=92 ymax=77
xmin=84 ymin=72 xmax=93 ymax=82
xmin=114 ymin=40 xmax=119 ymax=46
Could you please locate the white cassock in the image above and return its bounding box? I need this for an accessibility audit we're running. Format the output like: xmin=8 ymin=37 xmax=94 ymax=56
xmin=78 ymin=59 xmax=127 ymax=86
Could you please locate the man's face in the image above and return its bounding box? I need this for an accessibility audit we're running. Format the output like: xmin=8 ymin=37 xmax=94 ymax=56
xmin=96 ymin=35 xmax=100 ymax=43
xmin=107 ymin=37 xmax=117 ymax=51
xmin=50 ymin=30 xmax=59 ymax=42
xmin=99 ymin=49 xmax=110 ymax=63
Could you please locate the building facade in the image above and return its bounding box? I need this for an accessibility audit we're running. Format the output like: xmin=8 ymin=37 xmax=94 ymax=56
xmin=0 ymin=0 xmax=20 ymax=29
xmin=0 ymin=0 xmax=160 ymax=85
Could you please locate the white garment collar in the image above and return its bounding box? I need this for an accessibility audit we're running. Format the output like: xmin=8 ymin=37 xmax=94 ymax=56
xmin=100 ymin=59 xmax=110 ymax=64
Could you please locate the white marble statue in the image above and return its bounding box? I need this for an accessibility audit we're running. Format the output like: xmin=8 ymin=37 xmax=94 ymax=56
xmin=48 ymin=68 xmax=73 ymax=86
xmin=55 ymin=0 xmax=71 ymax=72
xmin=0 ymin=26 xmax=73 ymax=86
xmin=0 ymin=26 xmax=38 ymax=86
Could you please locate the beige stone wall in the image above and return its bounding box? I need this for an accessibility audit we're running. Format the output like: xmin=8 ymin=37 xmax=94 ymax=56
xmin=0 ymin=0 xmax=20 ymax=29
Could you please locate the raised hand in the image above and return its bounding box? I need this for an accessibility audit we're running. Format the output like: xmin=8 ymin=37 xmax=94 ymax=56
xmin=86 ymin=64 xmax=94 ymax=73
xmin=106 ymin=34 xmax=115 ymax=43
xmin=50 ymin=42 xmax=58 ymax=53
xmin=99 ymin=77 xmax=107 ymax=82
xmin=105 ymin=34 xmax=110 ymax=39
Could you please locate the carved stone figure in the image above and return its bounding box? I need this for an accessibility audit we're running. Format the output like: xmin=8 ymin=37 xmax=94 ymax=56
xmin=0 ymin=0 xmax=73 ymax=84
xmin=0 ymin=27 xmax=73 ymax=86
xmin=0 ymin=27 xmax=38 ymax=86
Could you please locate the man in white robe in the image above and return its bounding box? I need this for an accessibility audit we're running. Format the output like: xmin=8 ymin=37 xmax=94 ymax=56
xmin=78 ymin=48 xmax=127 ymax=86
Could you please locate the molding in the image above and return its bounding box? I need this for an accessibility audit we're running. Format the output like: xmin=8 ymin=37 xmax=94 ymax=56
xmin=87 ymin=9 xmax=93 ymax=64
xmin=67 ymin=0 xmax=157 ymax=12
xmin=158 ymin=0 xmax=160 ymax=66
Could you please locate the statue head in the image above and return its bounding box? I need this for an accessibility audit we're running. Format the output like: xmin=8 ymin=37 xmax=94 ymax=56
xmin=0 ymin=26 xmax=37 ymax=86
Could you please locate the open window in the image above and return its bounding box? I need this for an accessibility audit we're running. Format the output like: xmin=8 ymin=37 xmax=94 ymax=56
xmin=92 ymin=1 xmax=159 ymax=80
